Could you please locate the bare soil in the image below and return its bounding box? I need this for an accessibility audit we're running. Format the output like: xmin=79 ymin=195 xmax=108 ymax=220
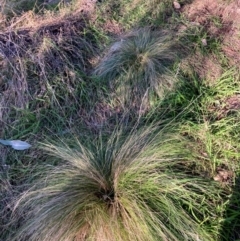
xmin=182 ymin=0 xmax=240 ymax=67
xmin=182 ymin=0 xmax=240 ymax=119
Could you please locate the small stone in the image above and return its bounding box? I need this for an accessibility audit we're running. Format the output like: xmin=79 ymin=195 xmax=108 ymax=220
xmin=178 ymin=24 xmax=187 ymax=33
xmin=218 ymin=170 xmax=229 ymax=180
xmin=214 ymin=168 xmax=233 ymax=182
xmin=173 ymin=1 xmax=181 ymax=10
xmin=202 ymin=152 xmax=208 ymax=157
xmin=190 ymin=22 xmax=201 ymax=26
xmin=201 ymin=39 xmax=207 ymax=46
xmin=213 ymin=175 xmax=222 ymax=181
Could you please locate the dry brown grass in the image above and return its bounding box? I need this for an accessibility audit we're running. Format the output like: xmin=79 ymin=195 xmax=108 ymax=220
xmin=0 ymin=9 xmax=100 ymax=137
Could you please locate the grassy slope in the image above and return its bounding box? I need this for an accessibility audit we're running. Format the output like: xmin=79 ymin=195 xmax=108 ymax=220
xmin=0 ymin=0 xmax=240 ymax=240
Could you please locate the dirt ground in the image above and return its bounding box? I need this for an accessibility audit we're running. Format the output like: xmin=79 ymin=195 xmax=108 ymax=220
xmin=181 ymin=0 xmax=240 ymax=80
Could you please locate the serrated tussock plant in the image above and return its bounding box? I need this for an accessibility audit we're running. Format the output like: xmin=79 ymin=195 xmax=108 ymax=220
xmin=94 ymin=28 xmax=181 ymax=108
xmin=9 ymin=126 xmax=221 ymax=241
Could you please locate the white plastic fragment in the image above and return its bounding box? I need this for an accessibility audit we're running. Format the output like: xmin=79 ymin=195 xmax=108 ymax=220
xmin=0 ymin=139 xmax=32 ymax=150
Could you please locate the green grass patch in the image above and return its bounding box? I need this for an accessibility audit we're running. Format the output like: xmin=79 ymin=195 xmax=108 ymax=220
xmin=97 ymin=0 xmax=194 ymax=29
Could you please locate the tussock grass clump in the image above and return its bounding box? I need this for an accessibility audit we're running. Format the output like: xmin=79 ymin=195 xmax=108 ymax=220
xmin=94 ymin=28 xmax=182 ymax=109
xmin=0 ymin=162 xmax=15 ymax=240
xmin=9 ymin=126 xmax=222 ymax=241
